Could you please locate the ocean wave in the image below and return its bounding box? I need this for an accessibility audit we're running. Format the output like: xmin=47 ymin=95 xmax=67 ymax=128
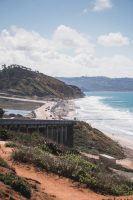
xmin=73 ymin=96 xmax=133 ymax=138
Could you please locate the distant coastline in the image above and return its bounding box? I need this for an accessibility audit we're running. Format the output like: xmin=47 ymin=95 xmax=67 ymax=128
xmin=57 ymin=76 xmax=133 ymax=92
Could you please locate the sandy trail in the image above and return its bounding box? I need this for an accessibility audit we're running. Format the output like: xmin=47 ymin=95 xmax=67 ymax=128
xmin=0 ymin=145 xmax=104 ymax=200
xmin=13 ymin=164 xmax=106 ymax=200
xmin=0 ymin=143 xmax=133 ymax=200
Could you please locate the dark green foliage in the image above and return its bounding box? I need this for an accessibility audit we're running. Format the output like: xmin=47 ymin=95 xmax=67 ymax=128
xmin=0 ymin=130 xmax=10 ymax=140
xmin=57 ymin=154 xmax=96 ymax=180
xmin=40 ymin=142 xmax=64 ymax=155
xmin=0 ymin=157 xmax=10 ymax=169
xmin=5 ymin=142 xmax=17 ymax=148
xmin=0 ymin=173 xmax=31 ymax=198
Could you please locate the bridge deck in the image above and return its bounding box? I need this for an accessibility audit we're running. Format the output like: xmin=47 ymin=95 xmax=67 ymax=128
xmin=0 ymin=119 xmax=75 ymax=125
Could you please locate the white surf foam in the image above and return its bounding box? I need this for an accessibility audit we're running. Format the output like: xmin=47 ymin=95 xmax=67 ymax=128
xmin=68 ymin=96 xmax=133 ymax=149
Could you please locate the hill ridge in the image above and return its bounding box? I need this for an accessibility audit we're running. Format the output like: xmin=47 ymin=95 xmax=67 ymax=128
xmin=0 ymin=64 xmax=84 ymax=98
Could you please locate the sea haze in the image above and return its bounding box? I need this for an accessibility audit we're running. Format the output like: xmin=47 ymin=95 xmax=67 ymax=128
xmin=73 ymin=91 xmax=133 ymax=149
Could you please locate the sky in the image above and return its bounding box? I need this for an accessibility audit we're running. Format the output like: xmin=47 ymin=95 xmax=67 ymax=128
xmin=0 ymin=0 xmax=133 ymax=77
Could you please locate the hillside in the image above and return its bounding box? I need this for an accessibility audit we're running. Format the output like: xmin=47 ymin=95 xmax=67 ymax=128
xmin=0 ymin=129 xmax=133 ymax=198
xmin=0 ymin=64 xmax=84 ymax=98
xmin=58 ymin=76 xmax=133 ymax=91
xmin=74 ymin=121 xmax=124 ymax=159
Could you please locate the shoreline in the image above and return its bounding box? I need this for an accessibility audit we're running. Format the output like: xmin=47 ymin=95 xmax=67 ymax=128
xmin=32 ymin=97 xmax=133 ymax=152
xmin=1 ymin=95 xmax=133 ymax=151
xmin=1 ymin=95 xmax=133 ymax=169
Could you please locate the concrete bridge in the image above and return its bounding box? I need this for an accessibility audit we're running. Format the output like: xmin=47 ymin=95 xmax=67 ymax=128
xmin=0 ymin=119 xmax=75 ymax=147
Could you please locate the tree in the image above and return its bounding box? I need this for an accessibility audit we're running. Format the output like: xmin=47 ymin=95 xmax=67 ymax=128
xmin=0 ymin=108 xmax=4 ymax=118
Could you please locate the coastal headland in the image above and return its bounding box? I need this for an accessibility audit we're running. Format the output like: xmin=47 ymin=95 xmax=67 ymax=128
xmin=0 ymin=65 xmax=133 ymax=199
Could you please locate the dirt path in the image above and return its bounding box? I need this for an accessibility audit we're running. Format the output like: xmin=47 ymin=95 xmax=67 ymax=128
xmin=13 ymin=164 xmax=106 ymax=200
xmin=1 ymin=143 xmax=133 ymax=200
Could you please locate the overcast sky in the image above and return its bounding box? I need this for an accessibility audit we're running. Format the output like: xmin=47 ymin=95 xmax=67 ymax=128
xmin=0 ymin=0 xmax=133 ymax=77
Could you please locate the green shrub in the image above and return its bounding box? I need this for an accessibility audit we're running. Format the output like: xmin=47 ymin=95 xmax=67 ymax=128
xmin=57 ymin=154 xmax=96 ymax=180
xmin=7 ymin=131 xmax=66 ymax=155
xmin=1 ymin=130 xmax=78 ymax=156
xmin=0 ymin=173 xmax=31 ymax=198
xmin=5 ymin=142 xmax=17 ymax=148
xmin=12 ymin=146 xmax=133 ymax=196
xmin=40 ymin=142 xmax=64 ymax=155
xmin=0 ymin=157 xmax=10 ymax=169
xmin=12 ymin=147 xmax=33 ymax=163
xmin=12 ymin=147 xmax=56 ymax=171
xmin=92 ymin=172 xmax=133 ymax=195
xmin=0 ymin=130 xmax=10 ymax=140
xmin=4 ymin=129 xmax=133 ymax=196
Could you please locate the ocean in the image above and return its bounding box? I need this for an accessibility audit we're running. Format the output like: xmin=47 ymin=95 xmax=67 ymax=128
xmin=73 ymin=91 xmax=133 ymax=149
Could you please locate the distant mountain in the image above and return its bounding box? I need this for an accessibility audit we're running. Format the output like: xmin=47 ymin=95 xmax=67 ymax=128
xmin=57 ymin=76 xmax=133 ymax=92
xmin=0 ymin=64 xmax=84 ymax=98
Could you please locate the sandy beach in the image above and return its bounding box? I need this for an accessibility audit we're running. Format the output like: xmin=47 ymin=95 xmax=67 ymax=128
xmin=34 ymin=101 xmax=57 ymax=120
xmin=33 ymin=99 xmax=76 ymax=120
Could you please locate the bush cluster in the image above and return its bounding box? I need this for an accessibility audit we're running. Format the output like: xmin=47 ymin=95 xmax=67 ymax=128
xmin=0 ymin=130 xmax=10 ymax=140
xmin=5 ymin=142 xmax=17 ymax=148
xmin=12 ymin=146 xmax=133 ymax=196
xmin=0 ymin=157 xmax=11 ymax=169
xmin=3 ymin=131 xmax=68 ymax=155
xmin=2 ymin=129 xmax=133 ymax=196
xmin=0 ymin=173 xmax=31 ymax=198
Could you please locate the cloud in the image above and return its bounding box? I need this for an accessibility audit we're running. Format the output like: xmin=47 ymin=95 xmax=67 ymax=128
xmin=0 ymin=26 xmax=133 ymax=77
xmin=95 ymin=55 xmax=133 ymax=68
xmin=97 ymin=32 xmax=129 ymax=47
xmin=0 ymin=25 xmax=95 ymax=76
xmin=93 ymin=0 xmax=112 ymax=11
xmin=53 ymin=25 xmax=95 ymax=54
xmin=90 ymin=55 xmax=133 ymax=77
xmin=81 ymin=0 xmax=112 ymax=16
